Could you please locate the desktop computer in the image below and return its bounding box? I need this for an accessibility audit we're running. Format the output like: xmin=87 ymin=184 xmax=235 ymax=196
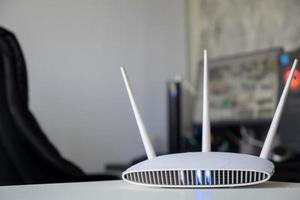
xmin=168 ymin=48 xmax=300 ymax=153
xmin=167 ymin=48 xmax=300 ymax=182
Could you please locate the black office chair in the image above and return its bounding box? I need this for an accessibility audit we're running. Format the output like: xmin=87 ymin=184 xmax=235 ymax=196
xmin=0 ymin=27 xmax=117 ymax=186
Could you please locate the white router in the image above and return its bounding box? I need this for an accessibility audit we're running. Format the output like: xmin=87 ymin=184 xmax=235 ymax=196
xmin=120 ymin=50 xmax=298 ymax=188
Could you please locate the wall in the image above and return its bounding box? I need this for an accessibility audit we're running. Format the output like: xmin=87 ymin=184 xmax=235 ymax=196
xmin=187 ymin=0 xmax=300 ymax=86
xmin=0 ymin=0 xmax=187 ymax=172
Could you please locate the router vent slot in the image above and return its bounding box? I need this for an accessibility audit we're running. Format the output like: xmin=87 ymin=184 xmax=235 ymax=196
xmin=124 ymin=170 xmax=268 ymax=186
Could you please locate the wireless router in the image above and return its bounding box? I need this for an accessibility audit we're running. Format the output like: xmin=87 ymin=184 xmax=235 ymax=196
xmin=120 ymin=50 xmax=298 ymax=188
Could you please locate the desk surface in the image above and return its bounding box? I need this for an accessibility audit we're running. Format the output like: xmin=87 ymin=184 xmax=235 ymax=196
xmin=0 ymin=181 xmax=300 ymax=200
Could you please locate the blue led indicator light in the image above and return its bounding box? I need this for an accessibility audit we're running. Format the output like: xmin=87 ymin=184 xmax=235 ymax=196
xmin=170 ymin=90 xmax=177 ymax=98
xmin=205 ymin=170 xmax=211 ymax=185
xmin=280 ymin=54 xmax=290 ymax=65
xmin=196 ymin=170 xmax=202 ymax=185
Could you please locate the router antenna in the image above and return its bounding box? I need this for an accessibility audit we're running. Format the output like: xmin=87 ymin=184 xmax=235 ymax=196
xmin=120 ymin=66 xmax=156 ymax=159
xmin=202 ymin=49 xmax=211 ymax=152
xmin=260 ymin=59 xmax=298 ymax=159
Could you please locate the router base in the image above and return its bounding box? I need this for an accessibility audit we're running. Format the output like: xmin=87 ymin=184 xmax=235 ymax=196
xmin=122 ymin=152 xmax=274 ymax=188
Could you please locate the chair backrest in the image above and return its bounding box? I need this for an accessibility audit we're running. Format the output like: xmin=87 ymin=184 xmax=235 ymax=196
xmin=0 ymin=27 xmax=85 ymax=185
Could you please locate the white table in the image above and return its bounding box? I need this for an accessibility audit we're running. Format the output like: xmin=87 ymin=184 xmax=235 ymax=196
xmin=0 ymin=181 xmax=300 ymax=200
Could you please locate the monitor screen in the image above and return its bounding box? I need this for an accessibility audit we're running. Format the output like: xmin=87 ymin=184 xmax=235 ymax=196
xmin=193 ymin=48 xmax=282 ymax=125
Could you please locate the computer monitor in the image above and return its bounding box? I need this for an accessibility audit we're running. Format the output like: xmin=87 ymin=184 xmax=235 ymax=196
xmin=193 ymin=48 xmax=282 ymax=125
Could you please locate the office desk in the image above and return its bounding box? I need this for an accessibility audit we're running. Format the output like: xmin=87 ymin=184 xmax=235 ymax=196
xmin=0 ymin=181 xmax=300 ymax=200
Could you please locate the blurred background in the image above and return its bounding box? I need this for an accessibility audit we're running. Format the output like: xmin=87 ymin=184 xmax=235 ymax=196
xmin=0 ymin=0 xmax=300 ymax=185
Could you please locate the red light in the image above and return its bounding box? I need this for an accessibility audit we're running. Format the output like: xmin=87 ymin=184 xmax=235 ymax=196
xmin=284 ymin=69 xmax=300 ymax=91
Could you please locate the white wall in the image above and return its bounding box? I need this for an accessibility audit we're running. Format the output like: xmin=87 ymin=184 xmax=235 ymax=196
xmin=187 ymin=0 xmax=300 ymax=84
xmin=0 ymin=0 xmax=186 ymax=173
